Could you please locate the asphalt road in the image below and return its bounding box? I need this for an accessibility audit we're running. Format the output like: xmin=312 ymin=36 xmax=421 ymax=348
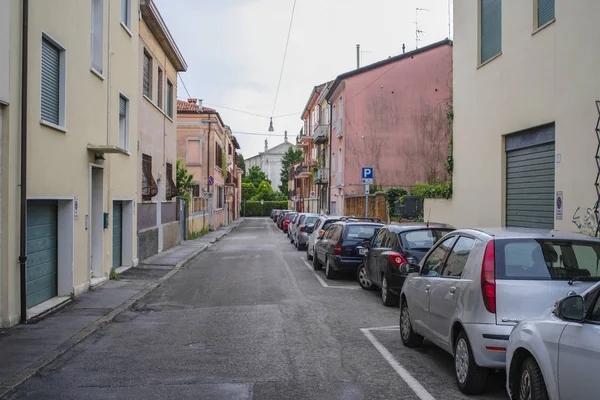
xmin=8 ymin=218 xmax=510 ymax=400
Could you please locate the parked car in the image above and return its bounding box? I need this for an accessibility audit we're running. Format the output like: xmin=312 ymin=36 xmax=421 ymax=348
xmin=506 ymin=280 xmax=600 ymax=400
xmin=273 ymin=209 xmax=291 ymax=223
xmin=277 ymin=211 xmax=289 ymax=229
xmin=270 ymin=209 xmax=280 ymax=220
xmin=399 ymin=228 xmax=600 ymax=395
xmin=293 ymin=214 xmax=321 ymax=251
xmin=282 ymin=212 xmax=297 ymax=233
xmin=313 ymin=218 xmax=384 ymax=279
xmin=306 ymin=216 xmax=344 ymax=261
xmin=358 ymin=223 xmax=454 ymax=306
xmin=289 ymin=213 xmax=305 ymax=242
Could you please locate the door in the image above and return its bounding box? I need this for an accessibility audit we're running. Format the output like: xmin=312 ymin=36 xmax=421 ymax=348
xmin=506 ymin=138 xmax=555 ymax=229
xmin=428 ymin=236 xmax=475 ymax=348
xmin=112 ymin=201 xmax=123 ymax=269
xmin=366 ymin=229 xmax=387 ymax=284
xmin=26 ymin=200 xmax=58 ymax=308
xmin=406 ymin=236 xmax=456 ymax=337
xmin=558 ymin=288 xmax=600 ymax=399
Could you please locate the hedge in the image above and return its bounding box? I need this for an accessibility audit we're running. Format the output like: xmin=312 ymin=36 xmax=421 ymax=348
xmin=242 ymin=201 xmax=288 ymax=217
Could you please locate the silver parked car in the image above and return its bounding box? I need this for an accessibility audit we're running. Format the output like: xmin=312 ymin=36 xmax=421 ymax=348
xmin=399 ymin=228 xmax=600 ymax=395
xmin=506 ymin=280 xmax=600 ymax=400
xmin=293 ymin=214 xmax=320 ymax=251
xmin=306 ymin=216 xmax=343 ymax=261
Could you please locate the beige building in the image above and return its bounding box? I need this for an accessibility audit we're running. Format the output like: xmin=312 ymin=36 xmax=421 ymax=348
xmin=1 ymin=0 xmax=140 ymax=327
xmin=426 ymin=0 xmax=600 ymax=235
xmin=137 ymin=0 xmax=187 ymax=260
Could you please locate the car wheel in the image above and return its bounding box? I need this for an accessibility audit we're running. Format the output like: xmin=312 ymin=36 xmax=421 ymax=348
xmin=454 ymin=331 xmax=488 ymax=395
xmin=313 ymin=253 xmax=322 ymax=271
xmin=325 ymin=258 xmax=336 ymax=280
xmin=517 ymin=357 xmax=548 ymax=400
xmin=357 ymin=264 xmax=375 ymax=291
xmin=307 ymin=247 xmax=313 ymax=261
xmin=381 ymin=275 xmax=399 ymax=307
xmin=400 ymin=301 xmax=423 ymax=348
xmin=297 ymin=242 xmax=303 ymax=251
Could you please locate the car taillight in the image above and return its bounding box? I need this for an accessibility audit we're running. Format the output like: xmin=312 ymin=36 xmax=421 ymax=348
xmin=300 ymin=226 xmax=306 ymax=232
xmin=389 ymin=252 xmax=408 ymax=267
xmin=481 ymin=240 xmax=496 ymax=314
xmin=334 ymin=244 xmax=342 ymax=255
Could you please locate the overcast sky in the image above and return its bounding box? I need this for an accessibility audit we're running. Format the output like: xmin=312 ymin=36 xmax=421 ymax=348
xmin=155 ymin=0 xmax=453 ymax=159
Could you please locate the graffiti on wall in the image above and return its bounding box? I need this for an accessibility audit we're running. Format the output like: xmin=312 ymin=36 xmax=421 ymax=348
xmin=572 ymin=202 xmax=600 ymax=236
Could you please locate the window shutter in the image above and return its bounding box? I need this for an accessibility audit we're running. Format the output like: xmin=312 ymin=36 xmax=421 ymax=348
xmin=480 ymin=0 xmax=502 ymax=64
xmin=166 ymin=81 xmax=173 ymax=118
xmin=143 ymin=53 xmax=151 ymax=97
xmin=538 ymin=0 xmax=555 ymax=27
xmin=119 ymin=96 xmax=127 ymax=117
xmin=91 ymin=0 xmax=103 ymax=73
xmin=121 ymin=0 xmax=129 ymax=26
xmin=41 ymin=38 xmax=60 ymax=125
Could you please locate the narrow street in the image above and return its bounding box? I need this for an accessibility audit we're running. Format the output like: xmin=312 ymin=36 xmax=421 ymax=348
xmin=8 ymin=219 xmax=508 ymax=400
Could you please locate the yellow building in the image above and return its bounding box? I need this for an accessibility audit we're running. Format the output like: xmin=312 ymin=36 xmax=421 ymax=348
xmin=426 ymin=1 xmax=600 ymax=235
xmin=1 ymin=0 xmax=140 ymax=327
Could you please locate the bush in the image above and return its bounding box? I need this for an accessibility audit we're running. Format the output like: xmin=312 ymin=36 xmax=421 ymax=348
xmin=242 ymin=201 xmax=288 ymax=217
xmin=411 ymin=178 xmax=452 ymax=199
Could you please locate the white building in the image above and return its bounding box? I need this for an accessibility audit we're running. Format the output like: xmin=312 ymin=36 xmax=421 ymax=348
xmin=245 ymin=133 xmax=293 ymax=191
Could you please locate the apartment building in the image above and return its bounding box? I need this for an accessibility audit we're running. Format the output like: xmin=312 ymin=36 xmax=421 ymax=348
xmin=426 ymin=0 xmax=600 ymax=234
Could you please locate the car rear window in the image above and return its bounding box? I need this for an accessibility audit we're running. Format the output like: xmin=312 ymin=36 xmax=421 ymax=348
xmin=305 ymin=216 xmax=319 ymax=225
xmin=400 ymin=229 xmax=453 ymax=251
xmin=343 ymin=225 xmax=381 ymax=240
xmin=496 ymin=239 xmax=600 ymax=281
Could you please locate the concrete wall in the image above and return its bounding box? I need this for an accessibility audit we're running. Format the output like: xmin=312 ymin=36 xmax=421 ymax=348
xmin=162 ymin=221 xmax=181 ymax=251
xmin=428 ymin=1 xmax=600 ymax=234
xmin=189 ymin=213 xmax=209 ymax=234
xmin=138 ymin=227 xmax=158 ymax=261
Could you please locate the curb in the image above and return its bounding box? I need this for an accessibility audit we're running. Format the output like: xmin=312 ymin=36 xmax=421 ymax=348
xmin=0 ymin=219 xmax=243 ymax=398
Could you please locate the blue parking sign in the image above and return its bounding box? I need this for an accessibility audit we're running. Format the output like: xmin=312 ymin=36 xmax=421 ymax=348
xmin=362 ymin=167 xmax=373 ymax=179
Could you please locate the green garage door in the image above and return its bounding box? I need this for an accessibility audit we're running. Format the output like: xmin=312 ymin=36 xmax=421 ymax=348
xmin=506 ymin=142 xmax=555 ymax=228
xmin=27 ymin=201 xmax=58 ymax=308
xmin=112 ymin=201 xmax=122 ymax=268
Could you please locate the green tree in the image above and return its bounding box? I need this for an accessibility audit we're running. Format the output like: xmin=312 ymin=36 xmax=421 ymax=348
xmin=250 ymin=181 xmax=276 ymax=201
xmin=243 ymin=165 xmax=270 ymax=187
xmin=279 ymin=147 xmax=303 ymax=193
xmin=236 ymin=152 xmax=246 ymax=176
xmin=176 ymin=159 xmax=194 ymax=203
xmin=242 ymin=182 xmax=257 ymax=202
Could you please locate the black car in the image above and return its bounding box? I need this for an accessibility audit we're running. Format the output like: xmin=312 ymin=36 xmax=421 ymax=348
xmin=357 ymin=223 xmax=454 ymax=306
xmin=312 ymin=218 xmax=384 ymax=279
xmin=270 ymin=209 xmax=280 ymax=220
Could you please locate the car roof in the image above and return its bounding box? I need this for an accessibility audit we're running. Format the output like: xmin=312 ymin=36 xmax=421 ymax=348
xmin=335 ymin=221 xmax=384 ymax=227
xmin=387 ymin=222 xmax=455 ymax=232
xmin=455 ymin=227 xmax=600 ymax=242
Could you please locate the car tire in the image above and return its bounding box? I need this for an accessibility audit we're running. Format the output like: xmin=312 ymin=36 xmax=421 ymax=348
xmin=307 ymin=248 xmax=313 ymax=261
xmin=296 ymin=242 xmax=302 ymax=251
xmin=454 ymin=331 xmax=488 ymax=395
xmin=517 ymin=357 xmax=549 ymax=400
xmin=325 ymin=258 xmax=336 ymax=280
xmin=357 ymin=264 xmax=375 ymax=291
xmin=381 ymin=275 xmax=399 ymax=307
xmin=400 ymin=301 xmax=423 ymax=348
xmin=313 ymin=253 xmax=322 ymax=271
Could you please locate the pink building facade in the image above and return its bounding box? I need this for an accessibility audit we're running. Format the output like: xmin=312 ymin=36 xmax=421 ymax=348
xmin=326 ymin=39 xmax=453 ymax=216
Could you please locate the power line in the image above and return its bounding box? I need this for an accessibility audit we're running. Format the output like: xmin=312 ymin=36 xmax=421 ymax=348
xmin=270 ymin=0 xmax=297 ymax=117
xmin=232 ymin=131 xmax=286 ymax=137
xmin=178 ymin=72 xmax=192 ymax=99
xmin=204 ymin=103 xmax=269 ymax=118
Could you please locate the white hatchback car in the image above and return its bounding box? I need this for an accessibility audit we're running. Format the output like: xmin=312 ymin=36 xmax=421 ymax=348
xmin=506 ymin=281 xmax=600 ymax=400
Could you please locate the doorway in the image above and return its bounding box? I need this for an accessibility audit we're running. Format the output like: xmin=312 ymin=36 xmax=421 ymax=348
xmin=90 ymin=166 xmax=104 ymax=279
xmin=112 ymin=201 xmax=123 ymax=269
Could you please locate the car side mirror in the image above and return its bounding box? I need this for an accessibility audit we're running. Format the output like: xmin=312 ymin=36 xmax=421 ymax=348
xmin=318 ymin=231 xmax=325 ymax=239
xmin=554 ymin=294 xmax=585 ymax=322
xmin=400 ymin=263 xmax=420 ymax=274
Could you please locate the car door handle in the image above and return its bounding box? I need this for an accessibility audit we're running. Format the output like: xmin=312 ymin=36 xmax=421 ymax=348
xmin=449 ymin=286 xmax=456 ymax=294
xmin=425 ymin=285 xmax=430 ymax=292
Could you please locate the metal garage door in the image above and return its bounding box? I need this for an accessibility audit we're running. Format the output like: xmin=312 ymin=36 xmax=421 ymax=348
xmin=26 ymin=201 xmax=58 ymax=308
xmin=112 ymin=201 xmax=122 ymax=269
xmin=506 ymin=142 xmax=555 ymax=229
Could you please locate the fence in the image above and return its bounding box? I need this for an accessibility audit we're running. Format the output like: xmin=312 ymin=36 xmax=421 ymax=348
xmin=344 ymin=193 xmax=387 ymax=222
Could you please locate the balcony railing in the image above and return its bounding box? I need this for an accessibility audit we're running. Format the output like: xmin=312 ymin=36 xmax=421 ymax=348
xmin=333 ymin=119 xmax=343 ymax=138
xmin=314 ymin=168 xmax=329 ymax=185
xmin=313 ymin=124 xmax=328 ymax=144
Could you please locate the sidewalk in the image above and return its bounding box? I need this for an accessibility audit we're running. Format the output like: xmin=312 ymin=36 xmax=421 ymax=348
xmin=0 ymin=218 xmax=244 ymax=397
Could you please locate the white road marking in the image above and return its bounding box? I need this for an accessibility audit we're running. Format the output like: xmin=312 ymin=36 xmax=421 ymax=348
xmin=301 ymin=259 xmax=361 ymax=290
xmin=361 ymin=327 xmax=436 ymax=400
xmin=368 ymin=325 xmax=401 ymax=331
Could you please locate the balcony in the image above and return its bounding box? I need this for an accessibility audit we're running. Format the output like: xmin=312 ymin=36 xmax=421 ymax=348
xmin=313 ymin=124 xmax=328 ymax=144
xmin=293 ymin=163 xmax=311 ymax=179
xmin=296 ymin=133 xmax=310 ymax=147
xmin=313 ymin=168 xmax=329 ymax=185
xmin=333 ymin=119 xmax=343 ymax=138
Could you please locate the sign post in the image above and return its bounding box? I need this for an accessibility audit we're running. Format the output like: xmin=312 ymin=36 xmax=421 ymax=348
xmin=556 ymin=191 xmax=563 ymax=220
xmin=261 ymin=199 xmax=265 ymax=216
xmin=362 ymin=167 xmax=374 ymax=218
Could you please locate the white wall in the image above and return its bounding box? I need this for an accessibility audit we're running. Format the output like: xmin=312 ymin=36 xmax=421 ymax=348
xmin=0 ymin=0 xmax=9 ymax=105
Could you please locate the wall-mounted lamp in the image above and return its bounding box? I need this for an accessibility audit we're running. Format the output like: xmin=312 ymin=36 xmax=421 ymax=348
xmin=95 ymin=154 xmax=105 ymax=164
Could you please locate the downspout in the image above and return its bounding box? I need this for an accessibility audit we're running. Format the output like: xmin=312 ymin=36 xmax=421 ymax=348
xmin=19 ymin=0 xmax=29 ymax=324
xmin=327 ymin=100 xmax=332 ymax=215
xmin=106 ymin=0 xmax=112 ymax=145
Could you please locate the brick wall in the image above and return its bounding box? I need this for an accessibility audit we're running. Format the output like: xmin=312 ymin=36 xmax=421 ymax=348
xmin=344 ymin=192 xmax=387 ymax=222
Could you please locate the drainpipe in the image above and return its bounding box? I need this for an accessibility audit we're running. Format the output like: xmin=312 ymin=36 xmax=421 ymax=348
xmin=106 ymin=0 xmax=112 ymax=145
xmin=327 ymin=100 xmax=332 ymax=214
xmin=19 ymin=0 xmax=29 ymax=324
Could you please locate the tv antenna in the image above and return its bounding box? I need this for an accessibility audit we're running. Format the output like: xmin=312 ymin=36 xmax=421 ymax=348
xmin=415 ymin=8 xmax=429 ymax=49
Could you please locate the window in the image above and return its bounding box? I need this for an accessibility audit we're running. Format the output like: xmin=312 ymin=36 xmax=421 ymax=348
xmin=120 ymin=0 xmax=130 ymax=29
xmin=143 ymin=51 xmax=152 ymax=99
xmin=90 ymin=0 xmax=104 ymax=74
xmin=191 ymin=184 xmax=201 ymax=198
xmin=142 ymin=154 xmax=158 ymax=201
xmin=537 ymin=0 xmax=555 ymax=28
xmin=338 ymin=96 xmax=343 ymax=120
xmin=215 ymin=142 xmax=223 ymax=169
xmin=343 ymin=225 xmax=381 ymax=240
xmin=331 ymin=152 xmax=335 ymax=175
xmin=186 ymin=138 xmax=202 ymax=165
xmin=400 ymin=229 xmax=453 ymax=251
xmin=480 ymin=0 xmax=502 ymax=64
xmin=166 ymin=80 xmax=173 ymax=118
xmin=118 ymin=94 xmax=129 ymax=150
xmin=421 ymin=236 xmax=456 ymax=277
xmin=217 ymin=185 xmax=224 ymax=209
xmin=372 ymin=229 xmax=386 ymax=248
xmin=166 ymin=163 xmax=177 ymax=201
xmin=442 ymin=237 xmax=476 ymax=278
xmin=157 ymin=68 xmax=163 ymax=109
xmin=588 ymin=291 xmax=600 ymax=323
xmin=41 ymin=35 xmax=65 ymax=127
xmin=337 ymin=148 xmax=342 ymax=174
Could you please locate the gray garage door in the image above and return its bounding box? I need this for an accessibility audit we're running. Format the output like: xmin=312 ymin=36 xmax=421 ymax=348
xmin=27 ymin=200 xmax=58 ymax=308
xmin=506 ymin=141 xmax=555 ymax=229
xmin=112 ymin=201 xmax=122 ymax=269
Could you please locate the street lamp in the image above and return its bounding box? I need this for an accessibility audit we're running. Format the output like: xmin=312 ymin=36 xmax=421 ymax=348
xmin=268 ymin=118 xmax=274 ymax=132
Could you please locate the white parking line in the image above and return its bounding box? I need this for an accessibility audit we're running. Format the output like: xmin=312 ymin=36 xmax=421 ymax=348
xmin=361 ymin=327 xmax=436 ymax=400
xmin=301 ymin=259 xmax=361 ymax=290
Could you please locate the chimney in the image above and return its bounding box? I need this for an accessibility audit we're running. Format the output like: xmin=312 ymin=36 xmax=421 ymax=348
xmin=356 ymin=44 xmax=360 ymax=69
xmin=199 ymin=99 xmax=203 ymax=108
xmin=187 ymin=98 xmax=197 ymax=104
xmin=402 ymin=43 xmax=406 ymax=54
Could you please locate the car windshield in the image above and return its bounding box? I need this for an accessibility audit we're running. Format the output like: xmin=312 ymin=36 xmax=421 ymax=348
xmin=287 ymin=213 xmax=297 ymax=220
xmin=400 ymin=229 xmax=453 ymax=251
xmin=304 ymin=216 xmax=319 ymax=225
xmin=496 ymin=239 xmax=600 ymax=281
xmin=343 ymin=225 xmax=381 ymax=241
